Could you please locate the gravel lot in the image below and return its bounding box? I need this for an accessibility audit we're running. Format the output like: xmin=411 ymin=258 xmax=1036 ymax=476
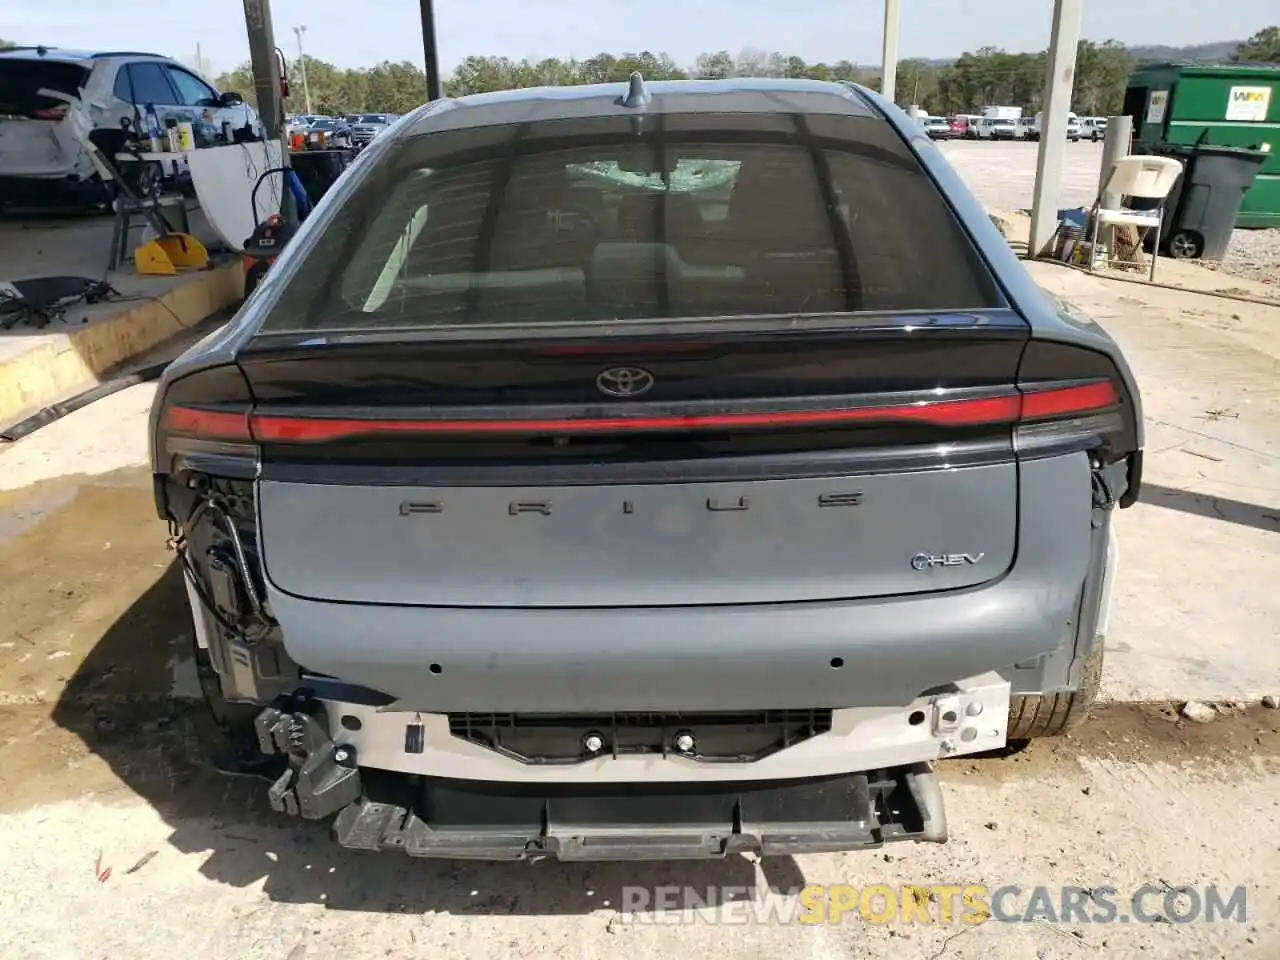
xmin=938 ymin=139 xmax=1280 ymax=286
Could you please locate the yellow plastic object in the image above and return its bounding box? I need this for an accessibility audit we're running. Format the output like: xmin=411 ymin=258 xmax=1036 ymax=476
xmin=133 ymin=233 xmax=210 ymax=276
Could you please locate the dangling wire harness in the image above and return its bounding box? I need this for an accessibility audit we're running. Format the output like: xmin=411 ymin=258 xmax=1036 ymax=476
xmin=167 ymin=495 xmax=276 ymax=645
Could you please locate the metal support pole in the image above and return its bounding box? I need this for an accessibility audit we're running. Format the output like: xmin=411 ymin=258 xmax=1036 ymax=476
xmin=880 ymin=0 xmax=901 ymax=104
xmin=1027 ymin=0 xmax=1083 ymax=257
xmin=1094 ymin=115 xmax=1133 ymax=265
xmin=242 ymin=0 xmax=284 ymax=139
xmin=1098 ymin=115 xmax=1133 ymax=207
xmin=242 ymin=0 xmax=294 ymax=224
xmin=421 ymin=0 xmax=443 ymax=101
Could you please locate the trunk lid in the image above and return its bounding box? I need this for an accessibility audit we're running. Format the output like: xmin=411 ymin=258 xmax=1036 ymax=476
xmin=257 ymin=467 xmax=1015 ymax=608
xmin=242 ymin=318 xmax=1027 ymax=608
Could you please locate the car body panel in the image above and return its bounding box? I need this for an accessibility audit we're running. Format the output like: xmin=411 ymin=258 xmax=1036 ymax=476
xmin=258 ymin=463 xmax=1018 ymax=608
xmin=263 ymin=452 xmax=1090 ymax=713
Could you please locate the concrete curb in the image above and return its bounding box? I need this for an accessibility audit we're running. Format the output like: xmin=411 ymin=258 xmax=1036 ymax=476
xmin=0 ymin=261 xmax=242 ymax=427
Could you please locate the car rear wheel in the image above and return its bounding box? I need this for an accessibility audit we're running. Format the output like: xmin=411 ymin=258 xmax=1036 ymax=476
xmin=1167 ymin=230 xmax=1203 ymax=260
xmin=1007 ymin=638 xmax=1104 ymax=739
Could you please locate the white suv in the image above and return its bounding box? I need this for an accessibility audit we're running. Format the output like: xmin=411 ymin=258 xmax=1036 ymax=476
xmin=0 ymin=46 xmax=261 ymax=209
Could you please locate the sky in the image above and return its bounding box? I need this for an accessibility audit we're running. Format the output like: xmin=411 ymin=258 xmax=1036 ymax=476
xmin=2 ymin=0 xmax=1274 ymax=78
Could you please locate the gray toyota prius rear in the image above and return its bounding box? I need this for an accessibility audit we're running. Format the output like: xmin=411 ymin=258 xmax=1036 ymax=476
xmin=150 ymin=76 xmax=1143 ymax=860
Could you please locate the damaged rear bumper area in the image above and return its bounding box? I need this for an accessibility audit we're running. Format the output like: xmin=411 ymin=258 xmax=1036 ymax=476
xmin=247 ymin=680 xmax=1006 ymax=860
xmin=254 ymin=703 xmax=948 ymax=860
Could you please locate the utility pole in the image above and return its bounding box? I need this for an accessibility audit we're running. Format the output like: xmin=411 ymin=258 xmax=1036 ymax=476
xmin=241 ymin=0 xmax=294 ymax=222
xmin=420 ymin=0 xmax=443 ymax=101
xmin=293 ymin=25 xmax=312 ymax=114
xmin=1028 ymin=0 xmax=1083 ymax=257
xmin=880 ymin=0 xmax=901 ymax=104
xmin=242 ymin=0 xmax=283 ymax=138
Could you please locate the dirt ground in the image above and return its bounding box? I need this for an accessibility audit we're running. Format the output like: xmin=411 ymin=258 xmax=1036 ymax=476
xmin=1 ymin=209 xmax=1278 ymax=958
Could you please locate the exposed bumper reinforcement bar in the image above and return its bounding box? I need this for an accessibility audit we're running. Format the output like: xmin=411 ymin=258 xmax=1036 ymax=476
xmin=250 ymin=698 xmax=954 ymax=860
xmin=331 ymin=765 xmax=947 ymax=861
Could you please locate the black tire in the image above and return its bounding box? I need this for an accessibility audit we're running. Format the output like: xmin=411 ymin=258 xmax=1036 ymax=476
xmin=194 ymin=642 xmax=260 ymax=730
xmin=1007 ymin=638 xmax=1104 ymax=739
xmin=1167 ymin=230 xmax=1203 ymax=260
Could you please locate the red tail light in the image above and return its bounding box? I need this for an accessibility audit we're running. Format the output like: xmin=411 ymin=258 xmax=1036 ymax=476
xmin=161 ymin=381 xmax=1120 ymax=444
xmin=163 ymin=405 xmax=252 ymax=440
xmin=31 ymin=106 xmax=68 ymax=120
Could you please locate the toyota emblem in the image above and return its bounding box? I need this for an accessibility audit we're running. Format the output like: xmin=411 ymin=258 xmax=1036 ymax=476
xmin=596 ymin=366 xmax=655 ymax=398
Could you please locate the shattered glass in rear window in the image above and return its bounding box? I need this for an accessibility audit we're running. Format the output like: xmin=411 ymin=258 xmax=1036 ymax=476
xmin=0 ymin=60 xmax=91 ymax=116
xmin=260 ymin=112 xmax=1001 ymax=333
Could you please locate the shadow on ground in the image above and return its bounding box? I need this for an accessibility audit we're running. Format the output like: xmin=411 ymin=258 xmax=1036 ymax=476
xmin=28 ymin=475 xmax=1277 ymax=917
xmin=46 ymin=550 xmax=806 ymax=915
xmin=1139 ymin=483 xmax=1280 ymax=533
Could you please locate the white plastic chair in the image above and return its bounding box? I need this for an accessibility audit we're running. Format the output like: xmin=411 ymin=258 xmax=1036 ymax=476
xmin=1088 ymin=155 xmax=1183 ymax=281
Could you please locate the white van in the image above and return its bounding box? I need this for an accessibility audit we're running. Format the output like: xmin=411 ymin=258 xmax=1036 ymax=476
xmin=974 ymin=116 xmax=1019 ymax=140
xmin=1029 ymin=112 xmax=1083 ymax=142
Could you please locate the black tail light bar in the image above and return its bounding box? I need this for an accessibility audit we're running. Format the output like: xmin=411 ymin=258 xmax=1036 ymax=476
xmin=163 ymin=380 xmax=1121 ymax=444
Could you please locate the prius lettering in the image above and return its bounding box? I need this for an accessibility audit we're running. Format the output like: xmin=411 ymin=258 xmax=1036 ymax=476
xmin=398 ymin=501 xmax=443 ymax=515
xmin=397 ymin=490 xmax=866 ymax=518
xmin=818 ymin=492 xmax=864 ymax=507
xmin=509 ymin=501 xmax=553 ymax=516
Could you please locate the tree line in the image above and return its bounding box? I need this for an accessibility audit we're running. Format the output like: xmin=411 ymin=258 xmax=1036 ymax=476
xmin=208 ymin=27 xmax=1276 ymax=119
xmin=4 ymin=31 xmax=1277 ymax=118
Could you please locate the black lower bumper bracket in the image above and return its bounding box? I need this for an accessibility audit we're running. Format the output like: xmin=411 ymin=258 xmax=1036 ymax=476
xmin=330 ymin=764 xmax=946 ymax=861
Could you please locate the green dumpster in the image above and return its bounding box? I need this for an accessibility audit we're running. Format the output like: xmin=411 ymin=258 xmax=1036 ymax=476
xmin=1123 ymin=62 xmax=1280 ymax=228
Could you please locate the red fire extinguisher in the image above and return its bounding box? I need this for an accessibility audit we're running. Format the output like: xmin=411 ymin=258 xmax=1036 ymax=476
xmin=274 ymin=47 xmax=290 ymax=101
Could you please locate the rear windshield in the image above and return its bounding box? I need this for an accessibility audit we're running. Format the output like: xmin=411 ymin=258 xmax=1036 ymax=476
xmin=261 ymin=111 xmax=1000 ymax=334
xmin=0 ymin=59 xmax=91 ymax=116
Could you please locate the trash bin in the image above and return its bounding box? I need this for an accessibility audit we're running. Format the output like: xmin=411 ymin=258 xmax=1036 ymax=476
xmin=1152 ymin=144 xmax=1268 ymax=260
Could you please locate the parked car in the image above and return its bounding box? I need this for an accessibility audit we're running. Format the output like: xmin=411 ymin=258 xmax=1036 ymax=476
xmin=150 ymin=75 xmax=1143 ymax=862
xmin=1080 ymin=116 xmax=1106 ymax=141
xmin=952 ymin=114 xmax=981 ymax=139
xmin=300 ymin=116 xmax=352 ymax=147
xmin=0 ymin=45 xmax=259 ymax=209
xmin=975 ymin=116 xmax=1020 ymax=140
xmin=1026 ymin=112 xmax=1084 ymax=142
xmin=349 ymin=113 xmax=397 ymax=149
xmin=919 ymin=115 xmax=954 ymax=140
